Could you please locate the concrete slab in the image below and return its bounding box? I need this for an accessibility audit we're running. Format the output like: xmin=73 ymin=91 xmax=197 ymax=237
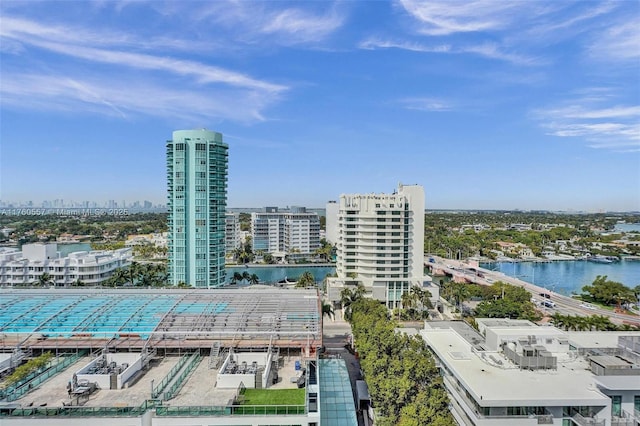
xmin=14 ymin=356 xmax=180 ymax=409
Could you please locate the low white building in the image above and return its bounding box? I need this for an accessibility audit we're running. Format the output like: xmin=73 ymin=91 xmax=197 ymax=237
xmin=0 ymin=243 xmax=132 ymax=286
xmin=421 ymin=320 xmax=640 ymax=426
xmin=125 ymin=233 xmax=168 ymax=248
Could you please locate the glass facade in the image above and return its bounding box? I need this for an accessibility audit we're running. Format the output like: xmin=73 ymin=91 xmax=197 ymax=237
xmin=318 ymin=358 xmax=358 ymax=426
xmin=167 ymin=130 xmax=228 ymax=288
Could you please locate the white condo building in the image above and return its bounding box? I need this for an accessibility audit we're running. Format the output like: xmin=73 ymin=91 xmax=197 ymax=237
xmin=0 ymin=243 xmax=132 ymax=286
xmin=421 ymin=319 xmax=640 ymax=426
xmin=225 ymin=212 xmax=242 ymax=256
xmin=326 ymin=184 xmax=435 ymax=309
xmin=251 ymin=207 xmax=320 ymax=260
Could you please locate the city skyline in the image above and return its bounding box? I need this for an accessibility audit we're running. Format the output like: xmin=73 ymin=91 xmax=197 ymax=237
xmin=1 ymin=1 xmax=639 ymax=212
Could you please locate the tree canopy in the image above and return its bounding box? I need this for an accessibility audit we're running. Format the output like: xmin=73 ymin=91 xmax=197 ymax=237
xmin=581 ymin=275 xmax=636 ymax=307
xmin=349 ymin=298 xmax=453 ymax=425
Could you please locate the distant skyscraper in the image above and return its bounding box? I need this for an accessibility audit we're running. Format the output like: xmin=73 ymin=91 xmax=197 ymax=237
xmin=167 ymin=129 xmax=228 ymax=288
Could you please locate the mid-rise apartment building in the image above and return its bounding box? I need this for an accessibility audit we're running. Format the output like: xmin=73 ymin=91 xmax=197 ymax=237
xmin=251 ymin=207 xmax=320 ymax=259
xmin=167 ymin=129 xmax=228 ymax=288
xmin=0 ymin=243 xmax=132 ymax=286
xmin=326 ymin=183 xmax=430 ymax=309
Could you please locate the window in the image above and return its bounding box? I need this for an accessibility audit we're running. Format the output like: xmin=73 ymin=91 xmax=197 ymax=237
xmin=612 ymin=395 xmax=622 ymax=417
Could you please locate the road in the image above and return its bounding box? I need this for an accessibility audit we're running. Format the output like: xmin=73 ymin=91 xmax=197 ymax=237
xmin=427 ymin=255 xmax=640 ymax=325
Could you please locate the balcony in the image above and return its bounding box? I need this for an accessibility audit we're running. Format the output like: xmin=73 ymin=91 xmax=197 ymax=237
xmin=611 ymin=409 xmax=638 ymax=426
xmin=572 ymin=413 xmax=605 ymax=426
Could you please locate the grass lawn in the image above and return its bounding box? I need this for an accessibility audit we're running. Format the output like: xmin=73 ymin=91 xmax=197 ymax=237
xmin=240 ymin=388 xmax=305 ymax=405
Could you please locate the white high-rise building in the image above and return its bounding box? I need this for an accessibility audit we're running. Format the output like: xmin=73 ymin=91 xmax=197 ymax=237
xmin=327 ymin=184 xmax=430 ymax=309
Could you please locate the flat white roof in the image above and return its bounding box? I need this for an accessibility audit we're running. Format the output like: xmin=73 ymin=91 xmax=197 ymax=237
xmin=595 ymin=375 xmax=640 ymax=391
xmin=566 ymin=331 xmax=640 ymax=349
xmin=421 ymin=329 xmax=609 ymax=406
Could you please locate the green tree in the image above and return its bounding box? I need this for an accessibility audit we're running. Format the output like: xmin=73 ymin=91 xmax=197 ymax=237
xmin=314 ymin=239 xmax=334 ymax=262
xmin=231 ymin=272 xmax=243 ymax=285
xmin=296 ymin=271 xmax=315 ymax=288
xmin=340 ymin=283 xmax=366 ymax=321
xmin=71 ymin=278 xmax=85 ymax=287
xmin=582 ymin=275 xmax=635 ymax=307
xmin=35 ymin=272 xmax=55 ymax=287
xmin=321 ymin=301 xmax=334 ymax=320
xmin=349 ymin=299 xmax=454 ymax=425
xmin=249 ymin=273 xmax=260 ymax=285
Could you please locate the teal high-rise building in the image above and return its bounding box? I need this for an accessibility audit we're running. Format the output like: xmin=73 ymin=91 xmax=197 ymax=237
xmin=167 ymin=129 xmax=228 ymax=288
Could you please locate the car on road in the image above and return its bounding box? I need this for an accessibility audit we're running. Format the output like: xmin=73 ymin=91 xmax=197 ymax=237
xmin=539 ymin=293 xmax=551 ymax=299
xmin=486 ymin=278 xmax=494 ymax=283
xmin=579 ymin=303 xmax=597 ymax=310
xmin=541 ymin=300 xmax=556 ymax=308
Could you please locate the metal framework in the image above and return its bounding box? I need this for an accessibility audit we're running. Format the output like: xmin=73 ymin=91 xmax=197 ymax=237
xmin=0 ymin=288 xmax=321 ymax=351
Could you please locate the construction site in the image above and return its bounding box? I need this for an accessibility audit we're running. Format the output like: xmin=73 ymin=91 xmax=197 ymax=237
xmin=0 ymin=287 xmax=357 ymax=426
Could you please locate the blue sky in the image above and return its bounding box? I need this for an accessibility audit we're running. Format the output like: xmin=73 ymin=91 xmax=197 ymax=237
xmin=1 ymin=0 xmax=639 ymax=211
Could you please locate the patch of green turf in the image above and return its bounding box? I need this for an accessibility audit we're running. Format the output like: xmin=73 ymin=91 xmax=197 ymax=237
xmin=240 ymin=388 xmax=305 ymax=405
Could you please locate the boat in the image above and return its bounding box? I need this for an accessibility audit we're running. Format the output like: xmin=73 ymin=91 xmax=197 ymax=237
xmin=587 ymin=255 xmax=613 ymax=264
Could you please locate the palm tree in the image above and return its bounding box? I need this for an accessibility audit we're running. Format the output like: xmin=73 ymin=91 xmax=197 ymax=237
xmin=451 ymin=282 xmax=471 ymax=312
xmin=249 ymin=274 xmax=259 ymax=285
xmin=296 ymin=271 xmax=315 ymax=288
xmin=340 ymin=283 xmax=366 ymax=321
xmin=321 ymin=301 xmax=334 ymax=320
xmin=126 ymin=262 xmax=141 ymax=286
xmin=550 ymin=313 xmax=567 ymax=330
xmin=588 ymin=315 xmax=614 ymax=331
xmin=36 ymin=272 xmax=55 ymax=287
xmin=71 ymin=279 xmax=85 ymax=287
xmin=401 ymin=291 xmax=416 ymax=310
xmin=231 ymin=272 xmax=243 ymax=285
xmin=241 ymin=271 xmax=251 ymax=284
xmin=111 ymin=268 xmax=127 ymax=287
xmin=232 ymin=247 xmax=243 ymax=263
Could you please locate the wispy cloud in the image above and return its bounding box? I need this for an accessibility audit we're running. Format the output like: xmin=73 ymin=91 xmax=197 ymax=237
xmin=394 ymin=0 xmax=626 ymax=67
xmin=359 ymin=38 xmax=451 ymax=53
xmin=359 ymin=37 xmax=541 ymax=66
xmin=0 ymin=15 xmax=287 ymax=122
xmin=261 ymin=8 xmax=344 ymax=42
xmin=588 ymin=20 xmax=640 ymax=61
xmin=534 ymin=94 xmax=640 ymax=151
xmin=398 ymin=0 xmax=526 ymax=36
xmin=400 ymin=97 xmax=455 ymax=112
xmin=0 ymin=73 xmax=275 ymax=123
xmin=181 ymin=1 xmax=345 ymax=45
xmin=0 ymin=15 xmax=217 ymax=53
xmin=1 ymin=17 xmax=285 ymax=93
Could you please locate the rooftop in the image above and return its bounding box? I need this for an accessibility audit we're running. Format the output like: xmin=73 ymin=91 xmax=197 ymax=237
xmin=421 ymin=328 xmax=609 ymax=406
xmin=10 ymin=352 xmax=304 ymax=410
